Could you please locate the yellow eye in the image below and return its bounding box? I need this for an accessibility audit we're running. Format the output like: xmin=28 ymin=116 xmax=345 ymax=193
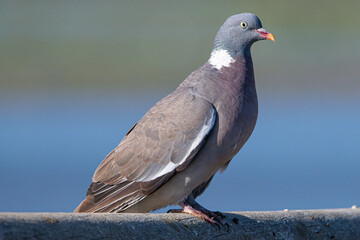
xmin=240 ymin=21 xmax=247 ymax=29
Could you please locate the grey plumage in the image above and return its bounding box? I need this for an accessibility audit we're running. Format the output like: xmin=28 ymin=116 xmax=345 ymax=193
xmin=75 ymin=13 xmax=274 ymax=216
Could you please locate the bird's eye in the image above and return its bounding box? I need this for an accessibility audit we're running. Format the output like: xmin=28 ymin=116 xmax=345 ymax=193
xmin=240 ymin=22 xmax=247 ymax=29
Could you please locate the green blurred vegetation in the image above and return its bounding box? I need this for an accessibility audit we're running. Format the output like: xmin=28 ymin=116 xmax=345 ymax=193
xmin=1 ymin=0 xmax=359 ymax=94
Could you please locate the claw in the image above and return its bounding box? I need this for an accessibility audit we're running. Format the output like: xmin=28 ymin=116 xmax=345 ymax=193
xmin=214 ymin=222 xmax=221 ymax=231
xmin=167 ymin=209 xmax=183 ymax=213
xmin=224 ymin=223 xmax=230 ymax=232
xmin=205 ymin=210 xmax=227 ymax=226
xmin=214 ymin=211 xmax=226 ymax=219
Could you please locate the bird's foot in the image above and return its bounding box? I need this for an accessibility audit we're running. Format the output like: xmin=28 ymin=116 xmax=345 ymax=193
xmin=167 ymin=202 xmax=228 ymax=231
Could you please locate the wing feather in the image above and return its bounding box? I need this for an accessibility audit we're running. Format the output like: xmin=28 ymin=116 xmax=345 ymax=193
xmin=93 ymin=90 xmax=216 ymax=184
xmin=76 ymin=89 xmax=217 ymax=213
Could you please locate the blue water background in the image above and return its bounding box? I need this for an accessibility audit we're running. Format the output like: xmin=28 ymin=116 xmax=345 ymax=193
xmin=1 ymin=91 xmax=359 ymax=213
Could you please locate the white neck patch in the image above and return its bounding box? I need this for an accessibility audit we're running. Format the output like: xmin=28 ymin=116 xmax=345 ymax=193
xmin=208 ymin=49 xmax=235 ymax=71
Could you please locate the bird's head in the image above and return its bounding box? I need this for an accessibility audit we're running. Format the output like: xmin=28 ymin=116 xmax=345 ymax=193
xmin=212 ymin=13 xmax=275 ymax=57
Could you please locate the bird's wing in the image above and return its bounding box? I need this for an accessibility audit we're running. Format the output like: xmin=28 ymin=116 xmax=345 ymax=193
xmin=82 ymin=89 xmax=216 ymax=212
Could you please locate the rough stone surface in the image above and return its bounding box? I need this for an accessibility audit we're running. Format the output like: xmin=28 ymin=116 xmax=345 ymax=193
xmin=0 ymin=208 xmax=360 ymax=239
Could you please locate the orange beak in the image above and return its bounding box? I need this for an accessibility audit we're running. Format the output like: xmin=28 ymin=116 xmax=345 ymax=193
xmin=255 ymin=28 xmax=275 ymax=41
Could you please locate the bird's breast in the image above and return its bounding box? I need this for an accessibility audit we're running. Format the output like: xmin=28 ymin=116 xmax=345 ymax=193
xmin=215 ymin=89 xmax=257 ymax=160
xmin=207 ymin=75 xmax=258 ymax=167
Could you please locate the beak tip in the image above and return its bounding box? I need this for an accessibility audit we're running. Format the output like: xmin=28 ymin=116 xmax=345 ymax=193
xmin=265 ymin=32 xmax=275 ymax=42
xmin=268 ymin=34 xmax=275 ymax=42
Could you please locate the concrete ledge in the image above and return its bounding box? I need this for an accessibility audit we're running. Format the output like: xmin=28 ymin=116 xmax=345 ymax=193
xmin=1 ymin=208 xmax=360 ymax=239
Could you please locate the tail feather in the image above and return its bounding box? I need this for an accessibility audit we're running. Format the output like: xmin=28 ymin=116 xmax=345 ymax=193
xmin=74 ymin=181 xmax=145 ymax=213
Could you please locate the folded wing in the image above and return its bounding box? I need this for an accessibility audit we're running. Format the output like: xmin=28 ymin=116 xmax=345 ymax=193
xmin=76 ymin=89 xmax=216 ymax=213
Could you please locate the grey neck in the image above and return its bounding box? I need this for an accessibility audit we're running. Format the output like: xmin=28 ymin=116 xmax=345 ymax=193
xmin=212 ymin=40 xmax=252 ymax=59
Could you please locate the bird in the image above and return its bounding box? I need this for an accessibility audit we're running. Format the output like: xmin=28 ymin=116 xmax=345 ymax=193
xmin=74 ymin=13 xmax=275 ymax=227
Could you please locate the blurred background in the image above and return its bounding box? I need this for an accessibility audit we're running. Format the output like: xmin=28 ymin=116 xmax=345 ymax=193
xmin=1 ymin=0 xmax=359 ymax=213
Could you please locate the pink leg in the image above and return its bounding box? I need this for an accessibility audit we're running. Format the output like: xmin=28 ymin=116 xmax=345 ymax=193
xmin=167 ymin=200 xmax=228 ymax=230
